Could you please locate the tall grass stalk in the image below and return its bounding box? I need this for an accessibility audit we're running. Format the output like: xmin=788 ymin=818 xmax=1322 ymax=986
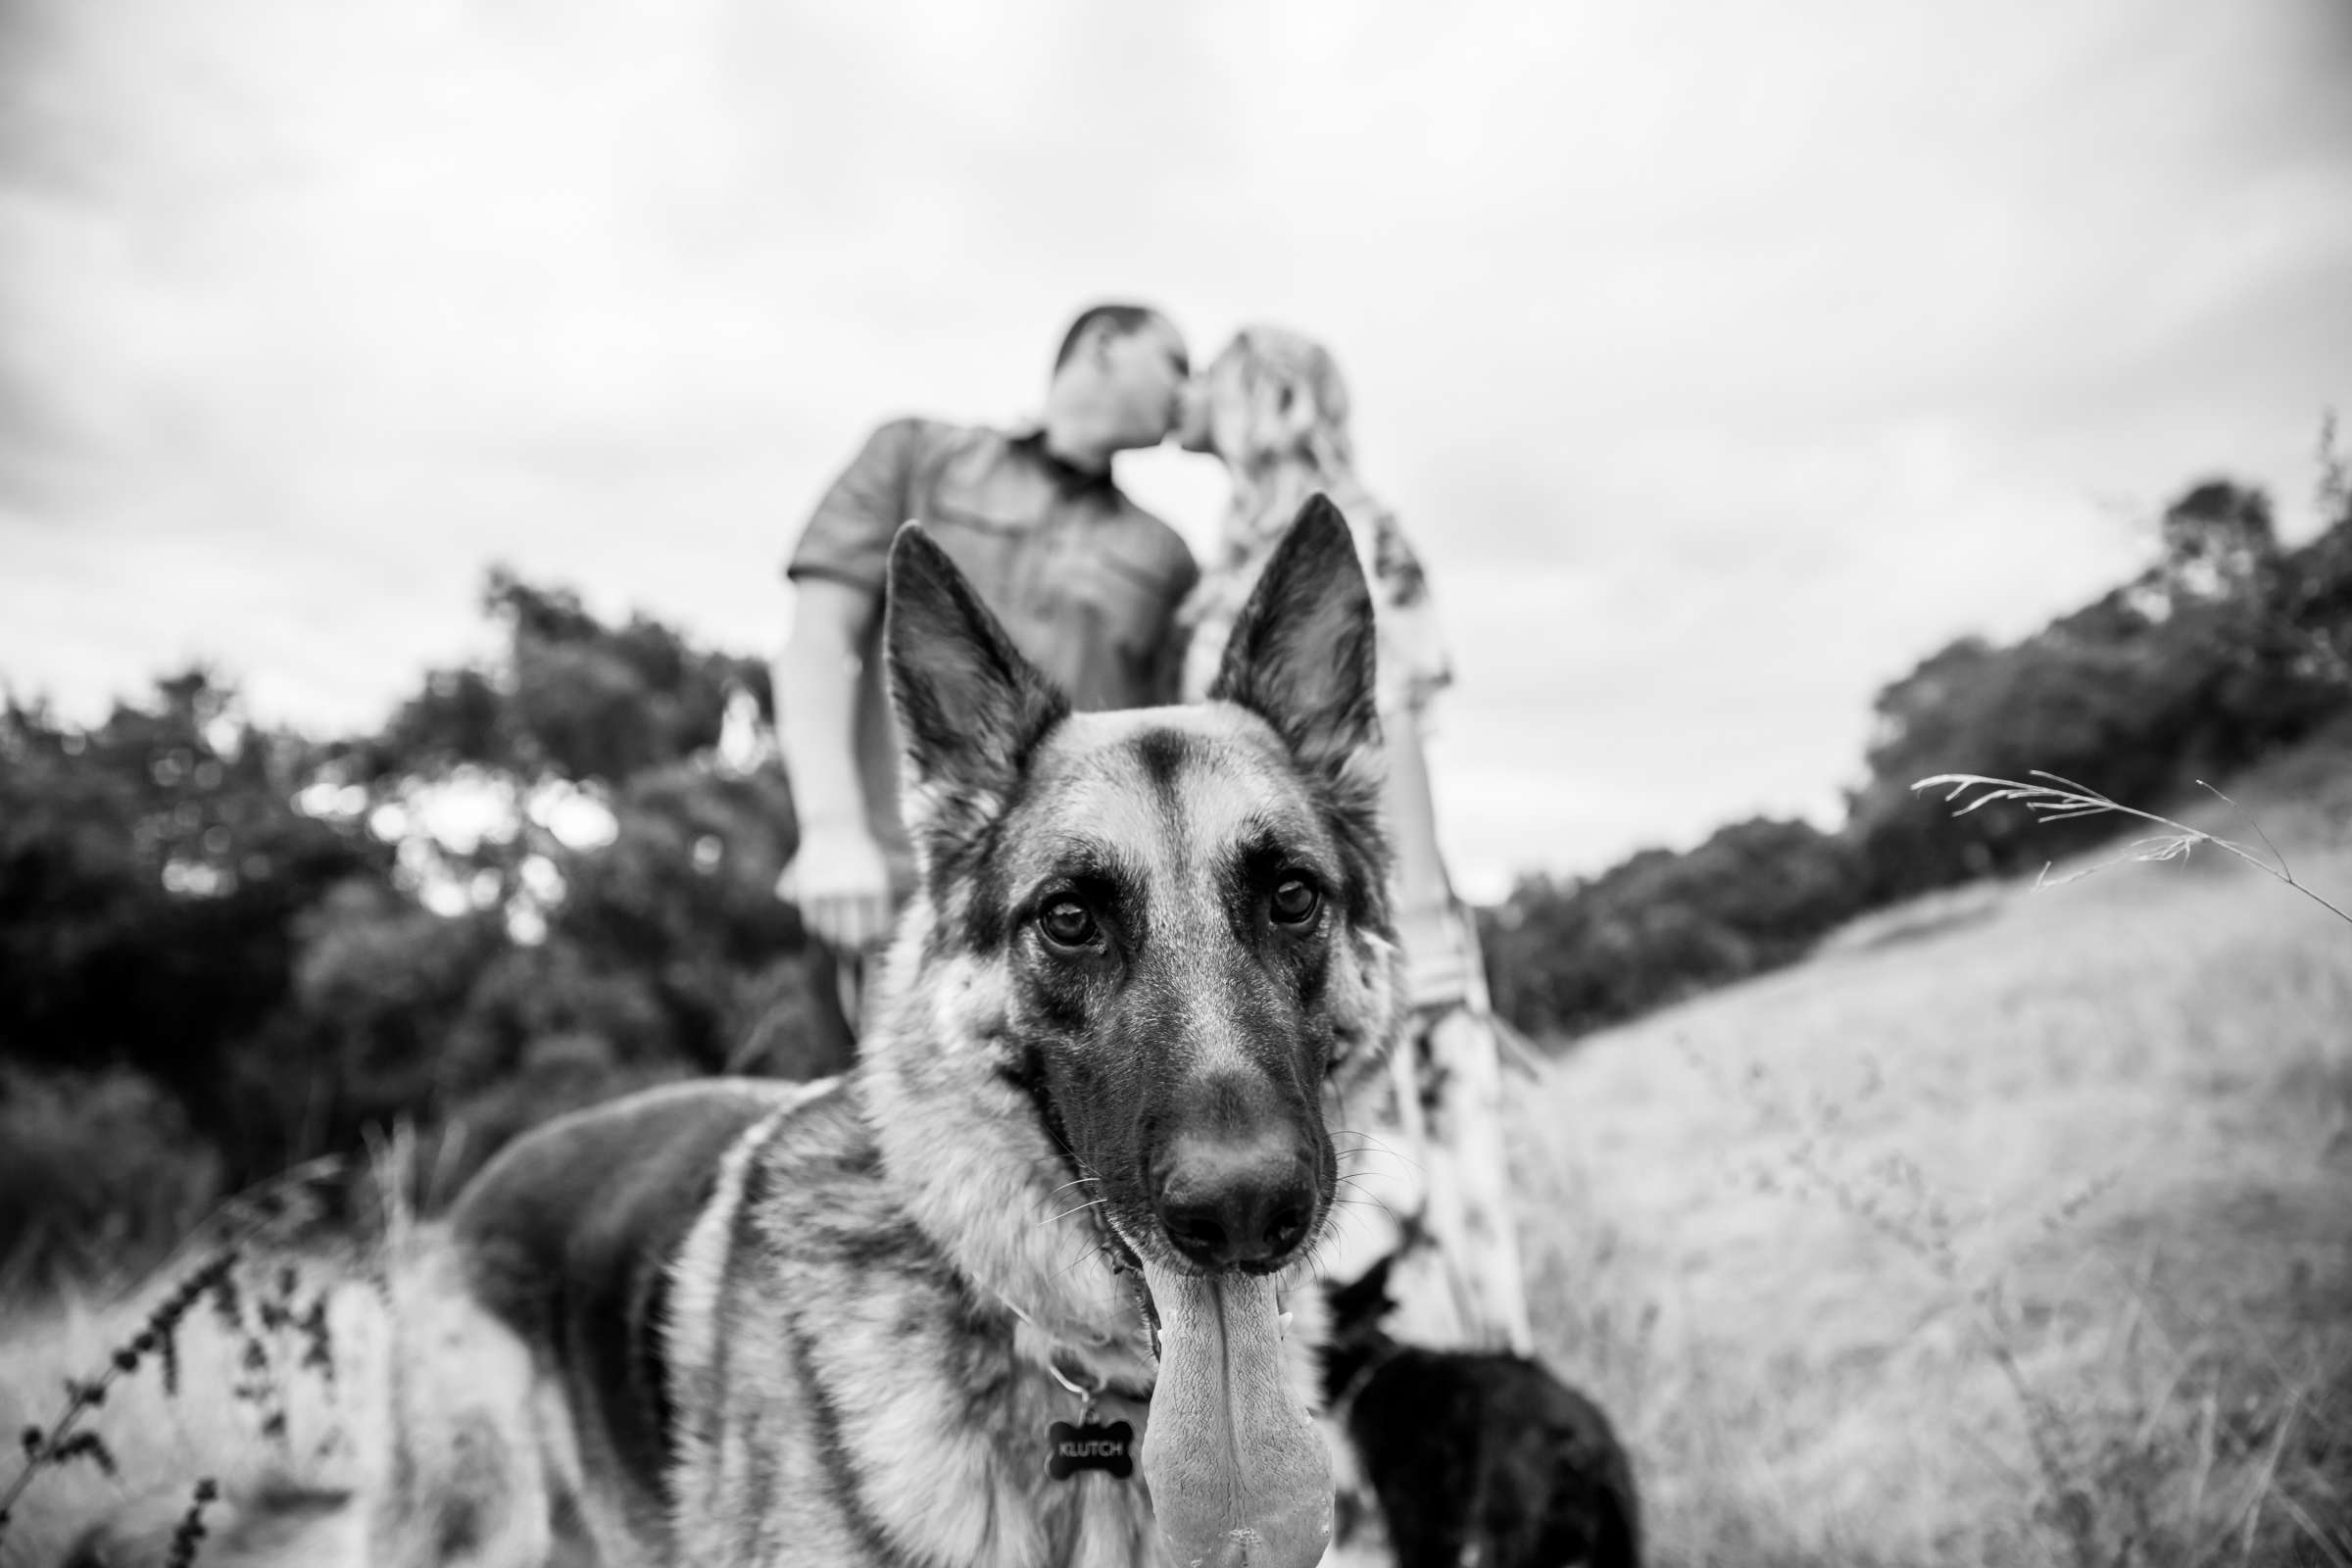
xmin=1914 ymin=771 xmax=2352 ymax=930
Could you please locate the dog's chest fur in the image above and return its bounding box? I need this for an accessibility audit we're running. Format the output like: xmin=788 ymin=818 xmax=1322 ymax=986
xmin=662 ymin=1082 xmax=1166 ymax=1568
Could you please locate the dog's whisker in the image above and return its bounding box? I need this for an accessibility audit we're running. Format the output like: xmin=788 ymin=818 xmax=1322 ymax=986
xmin=1050 ymin=1238 xmax=1118 ymax=1286
xmin=1039 ymin=1216 xmax=1108 ymax=1279
xmin=1331 ymin=1187 xmax=1402 ymax=1218
xmin=1330 ymin=1152 xmax=1424 ymax=1175
xmin=1334 ymin=1146 xmax=1426 ymax=1178
xmin=1330 ymin=1127 xmax=1421 ymax=1159
xmin=1330 ymin=1149 xmax=1409 ymax=1165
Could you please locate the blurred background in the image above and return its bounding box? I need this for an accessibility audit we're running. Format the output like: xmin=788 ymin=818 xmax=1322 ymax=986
xmin=4 ymin=0 xmax=2352 ymax=1560
xmin=4 ymin=0 xmax=2349 ymax=1245
xmin=7 ymin=0 xmax=2349 ymax=887
xmin=3 ymin=2 xmax=2351 ymax=1559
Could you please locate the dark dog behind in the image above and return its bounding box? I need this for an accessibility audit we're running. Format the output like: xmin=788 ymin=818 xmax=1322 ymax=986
xmin=1324 ymin=1255 xmax=1641 ymax=1568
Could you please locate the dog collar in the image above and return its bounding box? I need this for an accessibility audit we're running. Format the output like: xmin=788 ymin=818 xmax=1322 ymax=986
xmin=1000 ymin=1293 xmax=1156 ymax=1406
xmin=1044 ymin=1348 xmax=1153 ymax=1411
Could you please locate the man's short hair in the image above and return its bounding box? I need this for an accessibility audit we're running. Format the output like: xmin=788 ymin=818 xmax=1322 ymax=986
xmin=1053 ymin=303 xmax=1171 ymax=372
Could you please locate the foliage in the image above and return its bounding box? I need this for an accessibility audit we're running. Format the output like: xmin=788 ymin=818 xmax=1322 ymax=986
xmin=1481 ymin=817 xmax=1865 ymax=1038
xmin=1847 ymin=480 xmax=2350 ymax=901
xmin=0 ymin=570 xmax=810 ymax=1278
xmin=0 ymin=676 xmax=388 ymax=1154
xmin=1483 ymin=467 xmax=2352 ymax=1040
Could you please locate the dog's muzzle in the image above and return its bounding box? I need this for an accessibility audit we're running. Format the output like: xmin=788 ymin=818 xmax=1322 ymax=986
xmin=1152 ymin=1125 xmax=1316 ymax=1273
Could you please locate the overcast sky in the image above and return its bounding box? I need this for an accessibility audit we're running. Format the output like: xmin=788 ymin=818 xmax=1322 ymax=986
xmin=4 ymin=0 xmax=2349 ymax=900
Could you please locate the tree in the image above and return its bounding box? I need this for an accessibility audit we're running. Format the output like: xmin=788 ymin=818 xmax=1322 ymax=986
xmin=0 ymin=569 xmax=814 ymax=1209
xmin=1485 ymin=467 xmax=2352 ymax=1044
xmin=1481 ymin=817 xmax=1864 ymax=1037
xmin=0 ymin=674 xmax=386 ymax=1169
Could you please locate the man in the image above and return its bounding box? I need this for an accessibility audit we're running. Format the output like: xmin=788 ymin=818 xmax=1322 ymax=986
xmin=772 ymin=304 xmax=1200 ymax=1070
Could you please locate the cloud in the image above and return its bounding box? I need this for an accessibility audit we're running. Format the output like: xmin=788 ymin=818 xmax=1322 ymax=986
xmin=2 ymin=0 xmax=2348 ymax=904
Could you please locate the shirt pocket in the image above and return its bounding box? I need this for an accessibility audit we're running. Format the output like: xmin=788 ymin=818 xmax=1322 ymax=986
xmin=914 ymin=502 xmax=1032 ymax=612
xmin=1082 ymin=549 xmax=1172 ymax=646
xmin=1062 ymin=550 xmax=1174 ymax=708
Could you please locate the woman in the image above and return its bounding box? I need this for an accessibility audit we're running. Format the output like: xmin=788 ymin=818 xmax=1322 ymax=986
xmin=1173 ymin=327 xmax=1534 ymax=1359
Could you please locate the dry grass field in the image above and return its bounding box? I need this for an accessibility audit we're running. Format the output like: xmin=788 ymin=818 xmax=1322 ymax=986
xmin=4 ymin=753 xmax=2348 ymax=1566
xmin=1510 ymin=757 xmax=2352 ymax=1566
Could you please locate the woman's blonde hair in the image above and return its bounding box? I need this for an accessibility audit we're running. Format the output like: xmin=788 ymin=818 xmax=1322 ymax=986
xmin=1181 ymin=327 xmax=1451 ymax=717
xmin=1199 ymin=325 xmax=1382 ymax=573
xmin=1208 ymin=325 xmax=1358 ymax=475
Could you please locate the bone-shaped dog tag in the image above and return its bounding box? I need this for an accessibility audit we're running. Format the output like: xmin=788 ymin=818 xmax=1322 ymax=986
xmin=1046 ymin=1419 xmax=1134 ymax=1481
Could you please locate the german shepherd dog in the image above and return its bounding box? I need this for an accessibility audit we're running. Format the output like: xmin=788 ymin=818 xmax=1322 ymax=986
xmin=352 ymin=496 xmax=1401 ymax=1568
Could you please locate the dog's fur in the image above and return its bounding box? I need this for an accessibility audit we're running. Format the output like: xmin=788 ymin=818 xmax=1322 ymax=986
xmin=1322 ymin=1258 xmax=1641 ymax=1568
xmin=317 ymin=496 xmax=1405 ymax=1568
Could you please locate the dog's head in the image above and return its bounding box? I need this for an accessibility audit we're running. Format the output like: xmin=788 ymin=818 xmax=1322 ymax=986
xmin=881 ymin=494 xmax=1398 ymax=1568
xmin=883 ymin=492 xmax=1396 ymax=1280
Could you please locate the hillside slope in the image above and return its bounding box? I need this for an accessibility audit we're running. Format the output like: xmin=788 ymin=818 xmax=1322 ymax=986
xmin=1510 ymin=756 xmax=2352 ymax=1565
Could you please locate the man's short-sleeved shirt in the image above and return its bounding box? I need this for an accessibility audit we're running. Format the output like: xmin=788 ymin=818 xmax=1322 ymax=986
xmin=787 ymin=416 xmax=1200 ymax=891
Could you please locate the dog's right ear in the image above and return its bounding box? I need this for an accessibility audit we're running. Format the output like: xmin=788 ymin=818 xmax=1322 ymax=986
xmin=884 ymin=523 xmax=1069 ymax=815
xmin=1325 ymin=1250 xmax=1399 ymax=1338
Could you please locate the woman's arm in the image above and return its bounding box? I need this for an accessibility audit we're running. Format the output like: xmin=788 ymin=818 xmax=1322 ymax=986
xmin=1379 ymin=703 xmax=1473 ymax=1019
xmin=1380 ymin=704 xmax=1452 ymax=914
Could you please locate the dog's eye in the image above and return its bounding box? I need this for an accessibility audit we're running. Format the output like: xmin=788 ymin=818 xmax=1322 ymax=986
xmin=1270 ymin=876 xmax=1320 ymax=925
xmin=1039 ymin=898 xmax=1099 ymax=949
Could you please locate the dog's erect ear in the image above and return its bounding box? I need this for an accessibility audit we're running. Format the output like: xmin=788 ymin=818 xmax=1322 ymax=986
xmin=884 ymin=524 xmax=1068 ymax=808
xmin=1324 ymin=1250 xmax=1400 ymax=1339
xmin=1207 ymin=494 xmax=1381 ymax=780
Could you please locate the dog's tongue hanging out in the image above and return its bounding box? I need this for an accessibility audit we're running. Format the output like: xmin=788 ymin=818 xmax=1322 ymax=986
xmin=1139 ymin=1261 xmax=1331 ymax=1568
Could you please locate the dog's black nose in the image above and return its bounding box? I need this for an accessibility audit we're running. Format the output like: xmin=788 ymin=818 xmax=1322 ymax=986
xmin=1153 ymin=1129 xmax=1316 ymax=1271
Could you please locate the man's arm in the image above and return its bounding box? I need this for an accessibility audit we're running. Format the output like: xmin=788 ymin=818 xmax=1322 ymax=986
xmin=774 ymin=418 xmax=929 ymax=952
xmin=772 ymin=577 xmax=899 ymax=952
xmin=773 ymin=578 xmax=878 ymax=841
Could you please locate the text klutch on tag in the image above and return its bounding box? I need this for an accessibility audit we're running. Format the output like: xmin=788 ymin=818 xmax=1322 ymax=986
xmin=1046 ymin=1419 xmax=1135 ymax=1481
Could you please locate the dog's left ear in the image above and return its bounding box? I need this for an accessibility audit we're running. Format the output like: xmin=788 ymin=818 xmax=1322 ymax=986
xmin=884 ymin=524 xmax=1069 ymax=809
xmin=1207 ymin=494 xmax=1382 ymax=786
